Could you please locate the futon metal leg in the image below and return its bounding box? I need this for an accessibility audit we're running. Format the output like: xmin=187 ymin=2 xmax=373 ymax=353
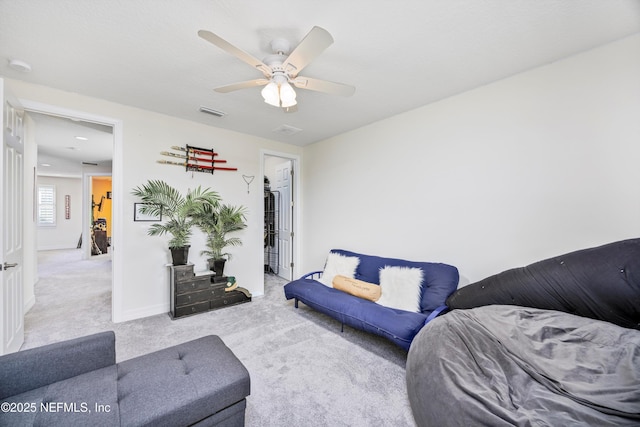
xmin=341 ymin=323 xmax=344 ymax=333
xmin=294 ymin=299 xmax=298 ymax=309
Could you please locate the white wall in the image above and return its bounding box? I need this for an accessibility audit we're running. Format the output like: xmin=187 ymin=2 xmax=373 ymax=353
xmin=36 ymin=176 xmax=83 ymax=250
xmin=301 ymin=34 xmax=640 ymax=285
xmin=10 ymin=34 xmax=640 ymax=322
xmin=9 ymin=78 xmax=302 ymax=322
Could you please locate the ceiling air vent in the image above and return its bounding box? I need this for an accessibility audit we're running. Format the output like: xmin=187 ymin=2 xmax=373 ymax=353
xmin=272 ymin=124 xmax=302 ymax=136
xmin=199 ymin=106 xmax=227 ymax=117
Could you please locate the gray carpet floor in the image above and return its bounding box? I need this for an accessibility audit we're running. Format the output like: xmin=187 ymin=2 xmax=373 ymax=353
xmin=24 ymin=249 xmax=416 ymax=426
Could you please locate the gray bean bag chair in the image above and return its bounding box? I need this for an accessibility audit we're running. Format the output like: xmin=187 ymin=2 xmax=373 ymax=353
xmin=406 ymin=238 xmax=640 ymax=426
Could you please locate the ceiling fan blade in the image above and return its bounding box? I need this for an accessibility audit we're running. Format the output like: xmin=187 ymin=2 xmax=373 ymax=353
xmin=282 ymin=26 xmax=334 ymax=77
xmin=198 ymin=30 xmax=271 ymax=76
xmin=293 ymin=76 xmax=355 ymax=97
xmin=214 ymin=79 xmax=269 ymax=93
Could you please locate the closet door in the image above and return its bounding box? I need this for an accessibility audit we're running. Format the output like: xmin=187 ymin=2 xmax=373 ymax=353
xmin=275 ymin=161 xmax=292 ymax=280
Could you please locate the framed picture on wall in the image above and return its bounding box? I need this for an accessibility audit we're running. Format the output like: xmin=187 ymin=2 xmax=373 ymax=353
xmin=134 ymin=203 xmax=162 ymax=222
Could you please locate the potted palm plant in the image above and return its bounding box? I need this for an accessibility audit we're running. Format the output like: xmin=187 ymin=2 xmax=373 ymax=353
xmin=194 ymin=203 xmax=248 ymax=277
xmin=131 ymin=179 xmax=221 ymax=265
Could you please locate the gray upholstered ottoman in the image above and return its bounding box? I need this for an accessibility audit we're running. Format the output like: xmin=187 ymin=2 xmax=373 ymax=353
xmin=0 ymin=332 xmax=250 ymax=426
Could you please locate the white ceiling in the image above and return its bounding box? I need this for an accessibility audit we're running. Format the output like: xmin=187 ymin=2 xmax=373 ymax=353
xmin=29 ymin=112 xmax=113 ymax=168
xmin=1 ymin=0 xmax=640 ymax=156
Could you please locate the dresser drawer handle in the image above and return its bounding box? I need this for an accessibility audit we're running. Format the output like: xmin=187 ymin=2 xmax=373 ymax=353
xmin=191 ymin=306 xmax=197 ymax=312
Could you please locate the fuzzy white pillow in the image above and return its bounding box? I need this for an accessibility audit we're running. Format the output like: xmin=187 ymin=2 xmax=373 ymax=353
xmin=319 ymin=252 xmax=360 ymax=287
xmin=375 ymin=266 xmax=424 ymax=312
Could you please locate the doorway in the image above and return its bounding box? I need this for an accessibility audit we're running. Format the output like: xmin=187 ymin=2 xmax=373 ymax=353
xmin=89 ymin=175 xmax=113 ymax=256
xmin=262 ymin=151 xmax=299 ymax=281
xmin=21 ymin=100 xmax=123 ymax=322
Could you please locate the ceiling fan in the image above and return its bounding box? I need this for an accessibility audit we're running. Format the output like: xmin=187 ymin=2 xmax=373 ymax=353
xmin=198 ymin=26 xmax=355 ymax=111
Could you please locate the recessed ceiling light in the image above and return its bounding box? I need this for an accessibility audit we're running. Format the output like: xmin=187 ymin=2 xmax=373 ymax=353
xmin=75 ymin=136 xmax=88 ymax=141
xmin=8 ymin=59 xmax=31 ymax=73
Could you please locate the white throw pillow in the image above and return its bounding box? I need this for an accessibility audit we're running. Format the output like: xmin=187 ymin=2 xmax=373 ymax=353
xmin=376 ymin=266 xmax=424 ymax=312
xmin=319 ymin=252 xmax=360 ymax=287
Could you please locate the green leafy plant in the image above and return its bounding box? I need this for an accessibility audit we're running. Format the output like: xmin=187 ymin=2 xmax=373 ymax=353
xmin=131 ymin=180 xmax=221 ymax=248
xmin=194 ymin=203 xmax=248 ymax=260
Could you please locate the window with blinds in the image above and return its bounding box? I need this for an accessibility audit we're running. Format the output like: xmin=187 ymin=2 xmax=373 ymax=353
xmin=38 ymin=184 xmax=56 ymax=226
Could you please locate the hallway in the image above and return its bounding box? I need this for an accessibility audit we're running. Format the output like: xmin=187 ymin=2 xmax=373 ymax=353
xmin=23 ymin=249 xmax=112 ymax=350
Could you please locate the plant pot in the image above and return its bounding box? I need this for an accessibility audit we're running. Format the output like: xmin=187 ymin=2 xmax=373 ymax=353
xmin=170 ymin=245 xmax=190 ymax=265
xmin=208 ymin=258 xmax=226 ymax=277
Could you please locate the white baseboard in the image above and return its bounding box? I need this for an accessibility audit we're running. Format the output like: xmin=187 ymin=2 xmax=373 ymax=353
xmin=116 ymin=303 xmax=168 ymax=323
xmin=24 ymin=295 xmax=36 ymax=313
xmin=37 ymin=245 xmax=81 ymax=251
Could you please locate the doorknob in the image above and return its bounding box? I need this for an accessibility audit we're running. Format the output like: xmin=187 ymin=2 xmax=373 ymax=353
xmin=2 ymin=262 xmax=18 ymax=270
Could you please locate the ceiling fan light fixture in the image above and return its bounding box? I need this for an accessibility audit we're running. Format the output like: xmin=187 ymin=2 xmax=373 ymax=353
xmin=262 ymin=78 xmax=297 ymax=108
xmin=261 ymin=81 xmax=280 ymax=107
xmin=280 ymin=98 xmax=297 ymax=108
xmin=279 ymin=82 xmax=297 ymax=108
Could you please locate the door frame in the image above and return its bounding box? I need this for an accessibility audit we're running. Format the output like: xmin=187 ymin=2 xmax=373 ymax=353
xmin=19 ymin=99 xmax=124 ymax=323
xmin=260 ymin=150 xmax=301 ymax=280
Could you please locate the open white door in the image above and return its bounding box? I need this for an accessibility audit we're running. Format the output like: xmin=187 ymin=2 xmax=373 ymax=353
xmin=1 ymin=79 xmax=25 ymax=355
xmin=275 ymin=160 xmax=293 ymax=280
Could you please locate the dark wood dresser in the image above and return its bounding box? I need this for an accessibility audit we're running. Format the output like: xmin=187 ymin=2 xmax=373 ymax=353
xmin=169 ymin=264 xmax=251 ymax=319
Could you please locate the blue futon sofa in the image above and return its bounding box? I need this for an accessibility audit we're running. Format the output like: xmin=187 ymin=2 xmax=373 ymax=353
xmin=284 ymin=249 xmax=459 ymax=350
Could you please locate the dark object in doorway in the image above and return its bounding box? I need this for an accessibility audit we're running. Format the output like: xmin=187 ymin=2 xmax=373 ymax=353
xmin=93 ymin=230 xmax=108 ymax=255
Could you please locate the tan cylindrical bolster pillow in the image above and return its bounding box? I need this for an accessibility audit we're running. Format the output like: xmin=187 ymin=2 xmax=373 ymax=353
xmin=332 ymin=275 xmax=381 ymax=302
